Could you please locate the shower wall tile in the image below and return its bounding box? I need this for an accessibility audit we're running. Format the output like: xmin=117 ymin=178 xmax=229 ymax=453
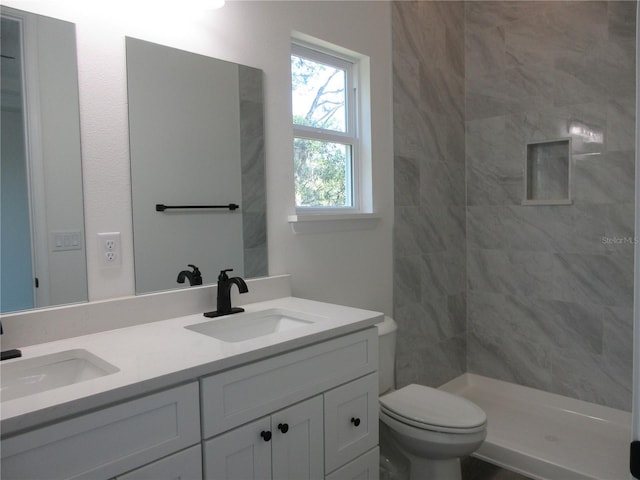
xmin=393 ymin=0 xmax=635 ymax=410
xmin=465 ymin=1 xmax=635 ymax=410
xmin=467 ymin=327 xmax=552 ymax=391
xmin=551 ymin=253 xmax=634 ymax=308
xmin=394 ymin=156 xmax=420 ymax=207
xmin=468 ymin=291 xmax=604 ymax=356
xmin=396 ymin=330 xmax=467 ymax=389
xmin=573 ymin=152 xmax=634 ymax=204
xmin=551 ymin=347 xmax=631 ymax=411
xmin=393 ymin=1 xmax=466 ymax=388
xmin=607 ymin=97 xmax=636 ymax=153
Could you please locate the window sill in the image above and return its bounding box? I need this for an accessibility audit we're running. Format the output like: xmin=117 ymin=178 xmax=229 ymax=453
xmin=287 ymin=213 xmax=381 ymax=234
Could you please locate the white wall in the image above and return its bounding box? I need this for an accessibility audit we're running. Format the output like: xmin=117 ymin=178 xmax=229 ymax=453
xmin=2 ymin=0 xmax=394 ymax=316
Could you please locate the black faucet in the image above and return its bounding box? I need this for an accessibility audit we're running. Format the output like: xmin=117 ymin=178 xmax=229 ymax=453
xmin=0 ymin=321 xmax=22 ymax=361
xmin=177 ymin=264 xmax=203 ymax=286
xmin=204 ymin=268 xmax=248 ymax=318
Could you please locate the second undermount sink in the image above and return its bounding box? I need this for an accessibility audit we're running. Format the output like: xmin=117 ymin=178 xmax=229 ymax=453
xmin=186 ymin=308 xmax=324 ymax=343
xmin=1 ymin=349 xmax=119 ymax=402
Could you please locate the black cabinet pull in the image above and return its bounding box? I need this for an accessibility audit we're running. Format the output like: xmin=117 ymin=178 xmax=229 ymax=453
xmin=351 ymin=417 xmax=361 ymax=427
xmin=260 ymin=430 xmax=272 ymax=441
xmin=278 ymin=423 xmax=289 ymax=434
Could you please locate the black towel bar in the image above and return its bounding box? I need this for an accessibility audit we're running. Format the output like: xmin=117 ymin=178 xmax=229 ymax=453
xmin=155 ymin=203 xmax=239 ymax=212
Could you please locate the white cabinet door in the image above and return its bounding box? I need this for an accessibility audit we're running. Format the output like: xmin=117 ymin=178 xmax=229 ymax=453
xmin=117 ymin=445 xmax=202 ymax=480
xmin=324 ymin=373 xmax=379 ymax=473
xmin=203 ymin=416 xmax=271 ymax=480
xmin=272 ymin=396 xmax=324 ymax=480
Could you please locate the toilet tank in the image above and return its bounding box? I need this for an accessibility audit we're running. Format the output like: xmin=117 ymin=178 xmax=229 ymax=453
xmin=376 ymin=316 xmax=397 ymax=395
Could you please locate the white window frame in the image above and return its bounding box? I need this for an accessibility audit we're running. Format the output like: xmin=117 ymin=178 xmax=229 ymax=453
xmin=291 ymin=42 xmax=362 ymax=214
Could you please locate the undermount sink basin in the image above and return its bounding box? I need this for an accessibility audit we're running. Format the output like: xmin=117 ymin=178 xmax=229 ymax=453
xmin=1 ymin=349 xmax=119 ymax=402
xmin=186 ymin=308 xmax=323 ymax=343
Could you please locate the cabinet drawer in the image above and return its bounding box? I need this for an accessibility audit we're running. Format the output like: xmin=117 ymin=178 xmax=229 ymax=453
xmin=117 ymin=445 xmax=202 ymax=480
xmin=324 ymin=373 xmax=378 ymax=473
xmin=1 ymin=382 xmax=200 ymax=480
xmin=201 ymin=327 xmax=377 ymax=438
xmin=325 ymin=448 xmax=379 ymax=480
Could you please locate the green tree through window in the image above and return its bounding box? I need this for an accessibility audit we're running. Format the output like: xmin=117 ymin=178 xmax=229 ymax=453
xmin=291 ymin=46 xmax=355 ymax=209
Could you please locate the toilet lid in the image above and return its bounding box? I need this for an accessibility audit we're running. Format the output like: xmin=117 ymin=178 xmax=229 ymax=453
xmin=379 ymin=384 xmax=487 ymax=431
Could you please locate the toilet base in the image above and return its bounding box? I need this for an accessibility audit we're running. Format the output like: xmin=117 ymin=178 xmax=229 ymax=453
xmin=404 ymin=451 xmax=461 ymax=480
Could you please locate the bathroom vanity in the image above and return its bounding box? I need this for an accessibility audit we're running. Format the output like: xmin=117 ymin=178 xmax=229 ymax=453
xmin=0 ymin=297 xmax=382 ymax=480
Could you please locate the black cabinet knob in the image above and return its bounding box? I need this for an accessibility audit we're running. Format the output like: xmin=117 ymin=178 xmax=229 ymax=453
xmin=260 ymin=430 xmax=272 ymax=441
xmin=278 ymin=423 xmax=289 ymax=434
xmin=351 ymin=417 xmax=361 ymax=427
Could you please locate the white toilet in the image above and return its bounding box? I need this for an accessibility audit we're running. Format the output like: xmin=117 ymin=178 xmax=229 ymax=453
xmin=377 ymin=316 xmax=487 ymax=480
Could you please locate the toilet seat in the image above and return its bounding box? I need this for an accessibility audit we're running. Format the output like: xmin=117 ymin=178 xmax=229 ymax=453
xmin=379 ymin=384 xmax=487 ymax=434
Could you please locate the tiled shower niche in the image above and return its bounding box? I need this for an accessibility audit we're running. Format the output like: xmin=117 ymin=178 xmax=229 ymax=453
xmin=524 ymin=139 xmax=572 ymax=205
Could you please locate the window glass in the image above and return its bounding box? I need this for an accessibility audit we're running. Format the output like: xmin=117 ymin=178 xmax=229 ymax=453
xmin=291 ymin=54 xmax=346 ymax=133
xmin=293 ymin=138 xmax=353 ymax=207
xmin=291 ymin=45 xmax=356 ymax=210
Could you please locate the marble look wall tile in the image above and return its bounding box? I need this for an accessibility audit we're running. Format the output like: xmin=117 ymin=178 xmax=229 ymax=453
xmin=463 ymin=0 xmax=634 ymax=410
xmin=420 ymin=253 xmax=451 ymax=301
xmin=504 ymin=2 xmax=607 ymax=67
xmin=603 ymin=305 xmax=634 ymax=377
xmin=465 ymin=26 xmax=505 ymax=79
xmin=392 ymin=1 xmax=440 ymax=66
xmin=394 ymin=293 xmax=463 ymax=353
xmin=607 ymin=97 xmax=636 ymax=153
xmin=467 ymin=328 xmax=552 ymax=391
xmin=422 ymin=251 xmax=466 ymax=298
xmin=466 ymin=64 xmax=557 ymax=120
xmin=571 ymin=203 xmax=635 ymax=255
xmin=394 ymin=206 xmax=423 ymax=256
xmin=466 ymin=206 xmax=510 ymax=250
xmin=393 ymin=0 xmax=466 ymax=390
xmin=415 ymin=206 xmax=466 ymax=254
xmin=467 ymin=248 xmax=554 ymax=298
xmin=420 ymin=159 xmax=466 ymax=207
xmin=419 ymin=62 xmax=464 ymax=125
xmin=466 ymin=161 xmax=522 ymax=206
xmin=394 ymin=156 xmax=420 ymax=207
xmin=396 ymin=331 xmax=467 ymax=389
xmin=465 ymin=1 xmax=541 ymax=34
xmin=609 ymin=1 xmax=637 ymax=38
xmin=551 ymin=347 xmax=631 ymax=410
xmin=468 ymin=291 xmax=604 ymax=357
xmin=573 ymin=151 xmax=635 ymax=204
xmin=552 ymin=253 xmax=634 ymax=308
xmin=502 ymin=206 xmax=576 ymax=253
xmin=553 ymin=54 xmax=609 ymax=107
xmin=392 ymin=97 xmax=424 ymax=159
xmin=394 ymin=254 xmax=422 ymax=306
xmin=422 ymin=296 xmax=462 ymax=342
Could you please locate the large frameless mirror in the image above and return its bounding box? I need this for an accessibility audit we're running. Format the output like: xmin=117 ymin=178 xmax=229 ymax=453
xmin=1 ymin=6 xmax=87 ymax=313
xmin=126 ymin=37 xmax=267 ymax=295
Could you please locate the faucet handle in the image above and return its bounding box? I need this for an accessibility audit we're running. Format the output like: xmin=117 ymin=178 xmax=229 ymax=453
xmin=218 ymin=268 xmax=234 ymax=281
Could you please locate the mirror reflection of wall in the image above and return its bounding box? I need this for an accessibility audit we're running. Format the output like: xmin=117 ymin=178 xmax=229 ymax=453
xmin=126 ymin=38 xmax=267 ymax=295
xmin=0 ymin=7 xmax=87 ymax=313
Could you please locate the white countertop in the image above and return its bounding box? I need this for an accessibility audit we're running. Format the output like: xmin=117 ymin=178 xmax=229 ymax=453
xmin=1 ymin=296 xmax=382 ymax=437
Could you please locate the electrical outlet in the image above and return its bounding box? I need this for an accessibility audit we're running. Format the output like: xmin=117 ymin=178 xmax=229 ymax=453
xmin=98 ymin=232 xmax=121 ymax=267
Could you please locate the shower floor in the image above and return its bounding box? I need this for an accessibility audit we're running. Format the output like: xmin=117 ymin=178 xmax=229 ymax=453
xmin=440 ymin=374 xmax=631 ymax=480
